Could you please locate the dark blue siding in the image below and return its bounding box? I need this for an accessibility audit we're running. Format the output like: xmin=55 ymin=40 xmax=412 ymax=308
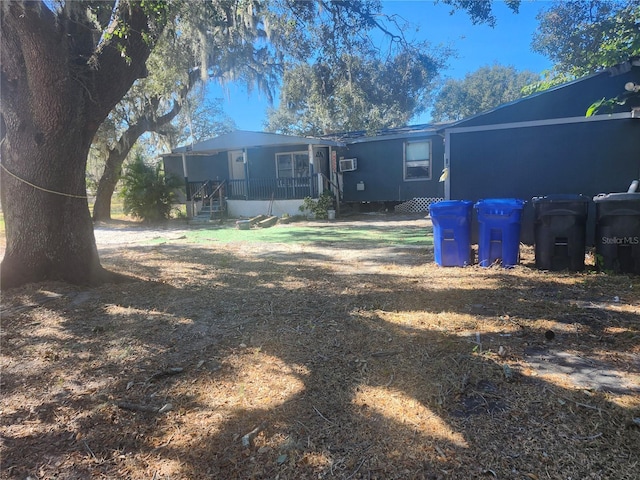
xmin=247 ymin=146 xmax=329 ymax=178
xmin=450 ymin=118 xmax=640 ymax=244
xmin=246 ymin=147 xmax=278 ymax=177
xmin=337 ymin=135 xmax=445 ymax=203
xmin=446 ymin=62 xmax=640 ymax=245
xmin=163 ymin=156 xmax=184 ymax=179
xmin=162 ymin=154 xmax=228 ymax=182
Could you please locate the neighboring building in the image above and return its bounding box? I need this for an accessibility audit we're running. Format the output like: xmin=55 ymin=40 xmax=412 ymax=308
xmin=441 ymin=57 xmax=640 ymax=243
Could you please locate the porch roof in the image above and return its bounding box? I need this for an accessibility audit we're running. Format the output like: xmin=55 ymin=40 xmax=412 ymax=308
xmin=168 ymin=130 xmax=345 ymax=155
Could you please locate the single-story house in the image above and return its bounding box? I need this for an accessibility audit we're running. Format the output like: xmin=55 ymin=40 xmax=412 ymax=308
xmin=163 ymin=58 xmax=639 ymax=238
xmin=162 ymin=126 xmax=447 ymax=218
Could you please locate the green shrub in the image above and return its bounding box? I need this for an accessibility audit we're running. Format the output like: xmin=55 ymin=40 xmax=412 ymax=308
xmin=119 ymin=154 xmax=183 ymax=223
xmin=299 ymin=190 xmax=335 ymax=219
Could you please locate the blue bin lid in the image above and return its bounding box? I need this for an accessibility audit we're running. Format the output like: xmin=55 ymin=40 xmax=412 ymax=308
xmin=593 ymin=192 xmax=640 ymax=203
xmin=430 ymin=200 xmax=473 ymax=210
xmin=474 ymin=198 xmax=525 ymax=209
xmin=532 ymin=194 xmax=590 ymax=204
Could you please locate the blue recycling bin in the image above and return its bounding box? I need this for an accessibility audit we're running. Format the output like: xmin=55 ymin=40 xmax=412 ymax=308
xmin=429 ymin=200 xmax=473 ymax=266
xmin=475 ymin=198 xmax=526 ymax=267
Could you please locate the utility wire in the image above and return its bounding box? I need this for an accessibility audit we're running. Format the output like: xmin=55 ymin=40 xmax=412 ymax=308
xmin=0 ymin=162 xmax=88 ymax=199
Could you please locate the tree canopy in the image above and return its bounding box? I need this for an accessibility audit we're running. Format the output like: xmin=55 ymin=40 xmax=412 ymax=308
xmin=89 ymin=0 xmax=283 ymax=221
xmin=430 ymin=65 xmax=540 ymax=122
xmin=439 ymin=0 xmax=522 ymax=27
xmin=264 ymin=1 xmax=526 ymax=135
xmin=522 ymin=0 xmax=640 ymax=103
xmin=532 ymin=0 xmax=640 ymax=78
xmin=265 ymin=51 xmax=442 ymax=136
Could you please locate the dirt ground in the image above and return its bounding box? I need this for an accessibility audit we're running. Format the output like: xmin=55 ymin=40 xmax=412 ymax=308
xmin=1 ymin=213 xmax=639 ymax=479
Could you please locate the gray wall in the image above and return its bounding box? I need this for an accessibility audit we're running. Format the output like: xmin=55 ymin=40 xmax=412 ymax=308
xmin=446 ymin=61 xmax=640 ymax=245
xmin=247 ymin=146 xmax=330 ymax=178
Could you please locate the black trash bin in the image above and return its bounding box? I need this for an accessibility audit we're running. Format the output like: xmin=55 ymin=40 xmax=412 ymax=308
xmin=593 ymin=192 xmax=640 ymax=274
xmin=532 ymin=194 xmax=590 ymax=271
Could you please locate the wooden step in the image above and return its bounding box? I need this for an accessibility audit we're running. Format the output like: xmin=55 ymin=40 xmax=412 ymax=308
xmin=257 ymin=216 xmax=278 ymax=228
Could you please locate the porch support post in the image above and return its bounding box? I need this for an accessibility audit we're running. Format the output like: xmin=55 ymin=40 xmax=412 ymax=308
xmin=308 ymin=144 xmax=314 ymax=197
xmin=182 ymin=153 xmax=193 ymax=219
xmin=331 ymin=148 xmax=340 ymax=215
xmin=243 ymin=149 xmax=249 ymax=200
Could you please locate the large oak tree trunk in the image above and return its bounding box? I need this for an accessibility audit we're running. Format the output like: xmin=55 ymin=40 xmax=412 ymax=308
xmin=0 ymin=125 xmax=108 ymax=287
xmin=1 ymin=1 xmax=157 ymax=288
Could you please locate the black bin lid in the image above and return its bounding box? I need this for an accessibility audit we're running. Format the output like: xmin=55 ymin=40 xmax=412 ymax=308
xmin=593 ymin=192 xmax=640 ymax=203
xmin=532 ymin=194 xmax=590 ymax=204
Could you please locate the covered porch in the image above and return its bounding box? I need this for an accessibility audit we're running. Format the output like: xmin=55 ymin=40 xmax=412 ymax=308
xmin=163 ymin=130 xmax=344 ymax=218
xmin=186 ymin=174 xmax=331 ymax=218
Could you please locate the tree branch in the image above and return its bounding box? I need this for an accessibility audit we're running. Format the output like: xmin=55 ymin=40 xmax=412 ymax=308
xmin=88 ymin=2 xmax=159 ymax=125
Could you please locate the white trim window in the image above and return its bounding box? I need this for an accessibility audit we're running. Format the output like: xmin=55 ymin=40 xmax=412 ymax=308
xmin=276 ymin=151 xmax=310 ymax=178
xmin=404 ymin=140 xmax=431 ymax=180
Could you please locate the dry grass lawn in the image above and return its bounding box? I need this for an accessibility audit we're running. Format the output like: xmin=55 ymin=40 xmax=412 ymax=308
xmin=1 ymin=214 xmax=639 ymax=479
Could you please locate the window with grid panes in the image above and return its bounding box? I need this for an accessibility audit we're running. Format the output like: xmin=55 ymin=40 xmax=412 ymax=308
xmin=404 ymin=140 xmax=431 ymax=180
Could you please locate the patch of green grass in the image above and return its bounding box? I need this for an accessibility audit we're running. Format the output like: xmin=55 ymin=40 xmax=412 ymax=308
xmin=0 ymin=207 xmax=431 ymax=248
xmin=149 ymin=223 xmax=433 ymax=247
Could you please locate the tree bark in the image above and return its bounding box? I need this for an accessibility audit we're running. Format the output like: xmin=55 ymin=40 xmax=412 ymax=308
xmin=92 ymin=147 xmax=128 ymax=223
xmin=0 ymin=1 xmax=157 ymax=288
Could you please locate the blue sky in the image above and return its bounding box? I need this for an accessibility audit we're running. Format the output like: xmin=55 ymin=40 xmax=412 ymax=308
xmin=207 ymin=0 xmax=554 ymax=131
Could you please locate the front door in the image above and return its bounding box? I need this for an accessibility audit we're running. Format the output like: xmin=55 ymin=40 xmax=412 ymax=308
xmin=228 ymin=150 xmax=245 ymax=180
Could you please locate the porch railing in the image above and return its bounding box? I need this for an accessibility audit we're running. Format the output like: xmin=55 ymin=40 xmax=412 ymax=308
xmin=187 ymin=180 xmax=227 ymax=217
xmin=227 ymin=176 xmax=319 ymax=200
xmin=187 ymin=180 xmax=224 ymax=202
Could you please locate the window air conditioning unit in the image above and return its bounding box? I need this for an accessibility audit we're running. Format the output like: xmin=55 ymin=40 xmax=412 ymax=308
xmin=339 ymin=158 xmax=357 ymax=172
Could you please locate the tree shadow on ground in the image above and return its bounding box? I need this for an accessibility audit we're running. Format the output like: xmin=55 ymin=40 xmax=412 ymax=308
xmin=1 ymin=233 xmax=639 ymax=479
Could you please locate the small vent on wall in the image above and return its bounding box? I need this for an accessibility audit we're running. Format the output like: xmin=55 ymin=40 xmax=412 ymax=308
xmin=339 ymin=158 xmax=357 ymax=172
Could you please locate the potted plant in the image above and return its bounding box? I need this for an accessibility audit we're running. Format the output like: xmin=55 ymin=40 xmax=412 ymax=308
xmin=299 ymin=190 xmax=335 ymax=220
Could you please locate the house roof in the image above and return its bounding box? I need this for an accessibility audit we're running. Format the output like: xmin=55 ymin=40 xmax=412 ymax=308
xmin=167 ymin=130 xmax=344 ymax=155
xmin=321 ymin=123 xmax=449 ymax=144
